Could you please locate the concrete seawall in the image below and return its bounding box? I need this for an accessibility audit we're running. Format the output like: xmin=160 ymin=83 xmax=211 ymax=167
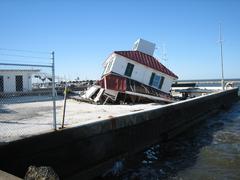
xmin=0 ymin=88 xmax=239 ymax=179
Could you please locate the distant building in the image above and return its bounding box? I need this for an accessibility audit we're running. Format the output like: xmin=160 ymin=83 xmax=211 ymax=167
xmin=0 ymin=69 xmax=40 ymax=93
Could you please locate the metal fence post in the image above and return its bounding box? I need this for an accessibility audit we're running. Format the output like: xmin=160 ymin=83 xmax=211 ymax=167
xmin=52 ymin=51 xmax=57 ymax=130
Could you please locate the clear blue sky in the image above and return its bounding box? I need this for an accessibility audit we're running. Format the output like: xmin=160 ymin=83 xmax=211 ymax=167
xmin=0 ymin=0 xmax=240 ymax=80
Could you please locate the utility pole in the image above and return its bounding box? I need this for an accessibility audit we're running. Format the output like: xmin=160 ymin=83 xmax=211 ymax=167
xmin=219 ymin=23 xmax=225 ymax=90
xmin=51 ymin=51 xmax=57 ymax=130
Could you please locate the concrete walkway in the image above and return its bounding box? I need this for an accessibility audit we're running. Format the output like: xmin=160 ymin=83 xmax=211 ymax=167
xmin=0 ymin=97 xmax=164 ymax=143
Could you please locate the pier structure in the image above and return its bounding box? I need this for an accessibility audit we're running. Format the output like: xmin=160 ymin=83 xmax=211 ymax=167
xmin=174 ymin=78 xmax=240 ymax=92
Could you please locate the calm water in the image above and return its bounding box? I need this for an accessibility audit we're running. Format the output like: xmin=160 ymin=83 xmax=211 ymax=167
xmin=103 ymin=100 xmax=240 ymax=180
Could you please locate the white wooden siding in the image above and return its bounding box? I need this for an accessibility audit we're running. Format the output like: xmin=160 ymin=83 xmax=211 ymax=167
xmin=103 ymin=53 xmax=176 ymax=94
xmin=103 ymin=54 xmax=116 ymax=75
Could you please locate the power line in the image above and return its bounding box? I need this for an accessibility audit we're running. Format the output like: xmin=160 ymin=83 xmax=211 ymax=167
xmin=0 ymin=62 xmax=52 ymax=68
xmin=0 ymin=48 xmax=51 ymax=54
xmin=0 ymin=53 xmax=51 ymax=60
xmin=0 ymin=59 xmax=52 ymax=65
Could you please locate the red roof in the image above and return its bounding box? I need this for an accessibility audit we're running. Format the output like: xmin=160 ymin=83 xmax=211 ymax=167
xmin=114 ymin=51 xmax=178 ymax=79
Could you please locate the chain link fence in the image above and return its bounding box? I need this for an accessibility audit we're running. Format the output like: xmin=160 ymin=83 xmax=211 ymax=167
xmin=0 ymin=49 xmax=59 ymax=143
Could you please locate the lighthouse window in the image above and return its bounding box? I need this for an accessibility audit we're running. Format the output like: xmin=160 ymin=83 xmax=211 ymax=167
xmin=158 ymin=76 xmax=165 ymax=89
xmin=149 ymin=73 xmax=165 ymax=89
xmin=152 ymin=75 xmax=161 ymax=88
xmin=124 ymin=63 xmax=134 ymax=77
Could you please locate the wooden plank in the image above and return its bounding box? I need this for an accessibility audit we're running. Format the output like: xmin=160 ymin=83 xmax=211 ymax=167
xmin=125 ymin=91 xmax=175 ymax=103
